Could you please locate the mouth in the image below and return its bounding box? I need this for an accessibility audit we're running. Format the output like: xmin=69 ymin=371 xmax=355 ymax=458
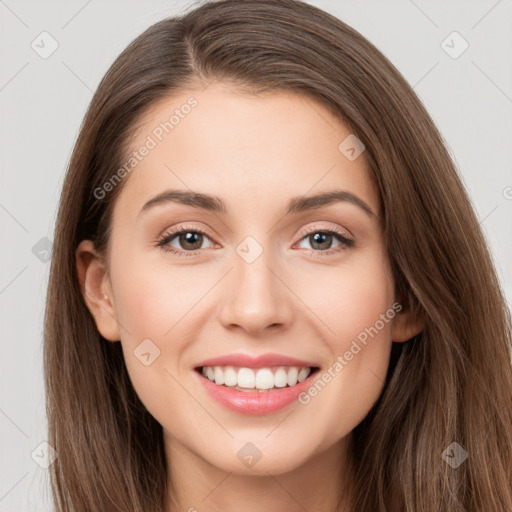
xmin=193 ymin=353 xmax=322 ymax=414
xmin=194 ymin=365 xmax=321 ymax=392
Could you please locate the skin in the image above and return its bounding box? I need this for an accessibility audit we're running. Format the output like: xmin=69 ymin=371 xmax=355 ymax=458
xmin=77 ymin=82 xmax=423 ymax=512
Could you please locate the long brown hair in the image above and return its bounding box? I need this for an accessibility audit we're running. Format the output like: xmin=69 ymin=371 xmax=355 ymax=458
xmin=43 ymin=0 xmax=512 ymax=510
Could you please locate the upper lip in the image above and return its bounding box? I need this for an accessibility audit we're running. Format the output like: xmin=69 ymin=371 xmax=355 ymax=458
xmin=195 ymin=353 xmax=318 ymax=369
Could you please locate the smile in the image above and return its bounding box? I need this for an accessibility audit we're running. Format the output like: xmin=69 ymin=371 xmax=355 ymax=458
xmin=194 ymin=363 xmax=320 ymax=415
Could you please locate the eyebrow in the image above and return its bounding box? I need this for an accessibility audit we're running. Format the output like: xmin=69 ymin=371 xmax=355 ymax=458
xmin=138 ymin=189 xmax=375 ymax=218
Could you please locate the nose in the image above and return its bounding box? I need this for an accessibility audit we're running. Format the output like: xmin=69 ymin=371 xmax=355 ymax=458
xmin=218 ymin=247 xmax=293 ymax=335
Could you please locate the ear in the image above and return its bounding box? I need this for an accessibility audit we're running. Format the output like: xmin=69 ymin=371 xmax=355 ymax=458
xmin=76 ymin=240 xmax=120 ymax=342
xmin=391 ymin=305 xmax=424 ymax=343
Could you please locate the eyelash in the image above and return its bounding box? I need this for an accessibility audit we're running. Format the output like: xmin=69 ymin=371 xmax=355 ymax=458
xmin=155 ymin=223 xmax=354 ymax=257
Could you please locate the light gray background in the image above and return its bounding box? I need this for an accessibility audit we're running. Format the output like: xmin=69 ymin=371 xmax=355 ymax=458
xmin=1 ymin=0 xmax=511 ymax=510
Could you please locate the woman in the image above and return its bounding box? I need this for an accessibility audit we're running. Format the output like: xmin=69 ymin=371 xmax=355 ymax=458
xmin=43 ymin=0 xmax=512 ymax=510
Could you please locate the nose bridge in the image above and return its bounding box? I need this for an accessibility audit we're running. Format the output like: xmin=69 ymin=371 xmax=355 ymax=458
xmin=219 ymin=235 xmax=291 ymax=333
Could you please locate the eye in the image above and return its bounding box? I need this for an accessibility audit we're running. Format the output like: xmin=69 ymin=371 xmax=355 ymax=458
xmin=155 ymin=225 xmax=215 ymax=256
xmin=295 ymin=225 xmax=354 ymax=256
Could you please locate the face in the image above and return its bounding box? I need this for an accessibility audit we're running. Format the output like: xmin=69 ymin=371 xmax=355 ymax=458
xmin=78 ymin=82 xmax=418 ymax=478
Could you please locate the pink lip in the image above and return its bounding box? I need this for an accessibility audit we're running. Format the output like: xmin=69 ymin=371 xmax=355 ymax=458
xmin=194 ymin=352 xmax=318 ymax=369
xmin=194 ymin=369 xmax=318 ymax=415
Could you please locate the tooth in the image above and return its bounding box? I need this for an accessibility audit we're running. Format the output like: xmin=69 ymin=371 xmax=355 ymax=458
xmin=206 ymin=367 xmax=215 ymax=381
xmin=255 ymin=368 xmax=274 ymax=389
xmin=287 ymin=367 xmax=299 ymax=386
xmin=274 ymin=367 xmax=288 ymax=388
xmin=297 ymin=367 xmax=311 ymax=382
xmin=237 ymin=367 xmax=255 ymax=388
xmin=214 ymin=366 xmax=224 ymax=385
xmin=201 ymin=367 xmax=208 ymax=377
xmin=224 ymin=366 xmax=237 ymax=387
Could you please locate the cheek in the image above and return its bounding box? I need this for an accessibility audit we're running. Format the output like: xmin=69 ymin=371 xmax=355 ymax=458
xmin=110 ymin=250 xmax=205 ymax=344
xmin=293 ymin=253 xmax=395 ymax=350
xmin=330 ymin=263 xmax=395 ymax=386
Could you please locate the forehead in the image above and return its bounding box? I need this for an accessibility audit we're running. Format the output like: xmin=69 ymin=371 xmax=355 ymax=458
xmin=114 ymin=82 xmax=380 ymax=220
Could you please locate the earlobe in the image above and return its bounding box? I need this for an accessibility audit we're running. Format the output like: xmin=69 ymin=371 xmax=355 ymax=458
xmin=75 ymin=240 xmax=120 ymax=342
xmin=391 ymin=307 xmax=424 ymax=343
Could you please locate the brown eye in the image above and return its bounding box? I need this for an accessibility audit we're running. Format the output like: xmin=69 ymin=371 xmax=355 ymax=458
xmin=156 ymin=226 xmax=215 ymax=256
xmin=296 ymin=228 xmax=354 ymax=256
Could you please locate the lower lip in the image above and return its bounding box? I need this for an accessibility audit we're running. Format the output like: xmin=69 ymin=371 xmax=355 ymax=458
xmin=195 ymin=369 xmax=318 ymax=415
